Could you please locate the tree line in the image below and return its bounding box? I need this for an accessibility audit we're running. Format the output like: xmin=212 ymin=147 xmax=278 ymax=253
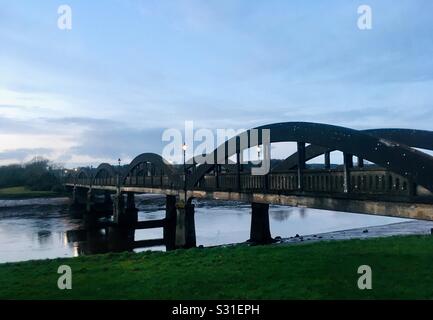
xmin=0 ymin=157 xmax=65 ymax=192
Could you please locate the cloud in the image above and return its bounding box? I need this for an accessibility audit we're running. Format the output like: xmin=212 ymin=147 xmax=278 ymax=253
xmin=1 ymin=1 xmax=433 ymax=168
xmin=0 ymin=114 xmax=170 ymax=166
xmin=0 ymin=148 xmax=53 ymax=161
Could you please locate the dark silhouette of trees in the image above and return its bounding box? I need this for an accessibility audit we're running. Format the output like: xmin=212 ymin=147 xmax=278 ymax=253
xmin=0 ymin=157 xmax=64 ymax=191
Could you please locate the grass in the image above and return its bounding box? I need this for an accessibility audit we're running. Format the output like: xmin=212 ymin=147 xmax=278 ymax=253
xmin=0 ymin=186 xmax=63 ymax=199
xmin=1 ymin=235 xmax=433 ymax=299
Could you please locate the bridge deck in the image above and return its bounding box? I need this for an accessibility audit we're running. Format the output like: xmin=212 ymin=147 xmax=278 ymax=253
xmin=65 ymin=168 xmax=433 ymax=221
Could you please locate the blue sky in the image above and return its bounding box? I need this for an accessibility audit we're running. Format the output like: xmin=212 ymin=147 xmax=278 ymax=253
xmin=1 ymin=0 xmax=433 ymax=167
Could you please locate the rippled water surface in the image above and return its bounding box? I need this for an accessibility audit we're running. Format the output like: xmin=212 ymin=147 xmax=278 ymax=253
xmin=0 ymin=195 xmax=408 ymax=263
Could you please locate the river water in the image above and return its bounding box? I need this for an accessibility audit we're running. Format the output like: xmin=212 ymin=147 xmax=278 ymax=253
xmin=0 ymin=195 xmax=412 ymax=263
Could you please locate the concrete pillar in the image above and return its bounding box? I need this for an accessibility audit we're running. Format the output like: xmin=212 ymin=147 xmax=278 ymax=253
xmin=70 ymin=187 xmax=87 ymax=213
xmin=249 ymin=202 xmax=273 ymax=244
xmin=112 ymin=193 xmax=124 ymax=224
xmin=83 ymin=212 xmax=99 ymax=229
xmin=86 ymin=189 xmax=94 ymax=213
xmin=113 ymin=193 xmax=137 ymax=226
xmin=125 ymin=192 xmax=138 ymax=225
xmin=175 ymin=200 xmax=196 ymax=249
xmin=107 ymin=227 xmax=134 ymax=253
xmin=104 ymin=191 xmax=113 ymax=210
xmin=83 ymin=189 xmax=99 ymax=228
xmin=164 ymin=195 xmax=177 ymax=250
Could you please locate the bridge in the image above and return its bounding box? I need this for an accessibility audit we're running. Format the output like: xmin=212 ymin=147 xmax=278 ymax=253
xmin=64 ymin=122 xmax=433 ymax=249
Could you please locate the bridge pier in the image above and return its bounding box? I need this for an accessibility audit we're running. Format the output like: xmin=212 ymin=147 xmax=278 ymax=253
xmin=106 ymin=226 xmax=135 ymax=252
xmin=102 ymin=191 xmax=113 ymax=215
xmin=113 ymin=192 xmax=138 ymax=227
xmin=164 ymin=195 xmax=177 ymax=250
xmin=174 ymin=200 xmax=196 ymax=249
xmin=86 ymin=189 xmax=95 ymax=213
xmin=86 ymin=190 xmax=113 ymax=215
xmin=70 ymin=187 xmax=87 ymax=213
xmin=83 ymin=190 xmax=99 ymax=228
xmin=249 ymin=202 xmax=274 ymax=244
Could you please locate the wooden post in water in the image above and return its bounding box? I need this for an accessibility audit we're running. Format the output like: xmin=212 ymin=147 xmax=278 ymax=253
xmin=174 ymin=198 xmax=196 ymax=249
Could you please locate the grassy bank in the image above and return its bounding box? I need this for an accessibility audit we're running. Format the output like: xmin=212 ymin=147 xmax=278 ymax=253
xmin=0 ymin=186 xmax=64 ymax=200
xmin=1 ymin=235 xmax=433 ymax=299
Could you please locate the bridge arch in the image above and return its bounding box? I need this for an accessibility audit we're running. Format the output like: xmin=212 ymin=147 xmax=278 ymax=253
xmin=189 ymin=122 xmax=433 ymax=192
xmin=92 ymin=163 xmax=118 ymax=186
xmin=75 ymin=167 xmax=92 ymax=185
xmin=122 ymin=153 xmax=182 ymax=187
xmin=272 ymin=128 xmax=433 ymax=172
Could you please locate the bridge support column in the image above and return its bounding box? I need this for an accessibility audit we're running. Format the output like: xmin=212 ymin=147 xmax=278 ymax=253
xmin=175 ymin=200 xmax=196 ymax=249
xmin=86 ymin=189 xmax=95 ymax=213
xmin=126 ymin=192 xmax=138 ymax=215
xmin=113 ymin=193 xmax=138 ymax=227
xmin=249 ymin=202 xmax=273 ymax=244
xmin=103 ymin=191 xmax=113 ymax=214
xmin=107 ymin=227 xmax=135 ymax=253
xmin=164 ymin=195 xmax=177 ymax=250
xmin=83 ymin=189 xmax=100 ymax=228
xmin=70 ymin=187 xmax=87 ymax=213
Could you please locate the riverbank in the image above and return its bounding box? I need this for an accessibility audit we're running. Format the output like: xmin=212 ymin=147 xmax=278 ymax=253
xmin=1 ymin=235 xmax=433 ymax=299
xmin=0 ymin=186 xmax=66 ymax=200
xmin=281 ymin=220 xmax=433 ymax=244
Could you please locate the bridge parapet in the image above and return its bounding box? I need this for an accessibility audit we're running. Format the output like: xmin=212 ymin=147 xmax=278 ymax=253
xmin=66 ymin=167 xmax=430 ymax=201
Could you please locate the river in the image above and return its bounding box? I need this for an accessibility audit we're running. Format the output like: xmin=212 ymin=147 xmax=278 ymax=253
xmin=0 ymin=195 xmax=415 ymax=263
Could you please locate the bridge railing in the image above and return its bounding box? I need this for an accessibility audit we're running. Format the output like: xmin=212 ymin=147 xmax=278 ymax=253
xmin=123 ymin=176 xmax=178 ymax=189
xmin=93 ymin=177 xmax=117 ymax=186
xmin=64 ymin=167 xmax=417 ymax=199
xmin=194 ymin=168 xmax=414 ymax=197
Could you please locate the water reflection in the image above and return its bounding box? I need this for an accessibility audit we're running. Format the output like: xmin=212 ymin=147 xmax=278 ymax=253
xmin=36 ymin=230 xmax=52 ymax=245
xmin=0 ymin=196 xmax=409 ymax=263
xmin=66 ymin=227 xmax=140 ymax=255
xmin=269 ymin=207 xmax=293 ymax=221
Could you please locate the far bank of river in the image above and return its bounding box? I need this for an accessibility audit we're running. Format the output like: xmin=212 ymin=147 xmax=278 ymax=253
xmin=0 ymin=186 xmax=66 ymax=200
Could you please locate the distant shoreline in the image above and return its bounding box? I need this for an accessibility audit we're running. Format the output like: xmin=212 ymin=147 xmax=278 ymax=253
xmin=0 ymin=186 xmax=67 ymax=201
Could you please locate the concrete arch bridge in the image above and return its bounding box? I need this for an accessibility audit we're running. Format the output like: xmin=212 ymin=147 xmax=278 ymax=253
xmin=64 ymin=122 xmax=433 ymax=249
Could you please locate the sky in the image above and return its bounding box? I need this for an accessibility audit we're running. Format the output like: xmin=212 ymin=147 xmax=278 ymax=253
xmin=1 ymin=0 xmax=433 ymax=167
